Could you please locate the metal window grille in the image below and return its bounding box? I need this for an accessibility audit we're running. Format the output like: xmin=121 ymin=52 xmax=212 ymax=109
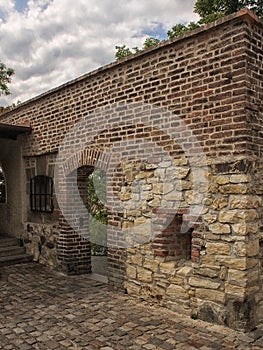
xmin=30 ymin=175 xmax=54 ymax=213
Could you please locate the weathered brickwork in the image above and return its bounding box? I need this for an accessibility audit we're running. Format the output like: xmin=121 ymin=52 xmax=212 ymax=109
xmin=0 ymin=12 xmax=256 ymax=158
xmin=0 ymin=10 xmax=262 ymax=331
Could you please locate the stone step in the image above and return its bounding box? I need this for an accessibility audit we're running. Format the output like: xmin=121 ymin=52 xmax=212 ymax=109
xmin=0 ymin=234 xmax=33 ymax=267
xmin=0 ymin=235 xmax=21 ymax=248
xmin=0 ymin=254 xmax=33 ymax=267
xmin=0 ymin=246 xmax=27 ymax=258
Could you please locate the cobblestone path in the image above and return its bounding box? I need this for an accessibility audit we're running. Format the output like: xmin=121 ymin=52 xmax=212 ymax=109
xmin=0 ymin=263 xmax=262 ymax=350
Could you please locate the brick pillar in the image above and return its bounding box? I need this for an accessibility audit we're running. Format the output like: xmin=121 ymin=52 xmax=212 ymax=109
xmin=106 ymin=211 xmax=127 ymax=290
xmin=106 ymin=161 xmax=127 ymax=291
xmin=57 ymin=214 xmax=91 ymax=275
xmin=57 ymin=168 xmax=92 ymax=275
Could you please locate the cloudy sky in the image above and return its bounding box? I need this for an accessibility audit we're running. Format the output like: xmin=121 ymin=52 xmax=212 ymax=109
xmin=0 ymin=0 xmax=199 ymax=106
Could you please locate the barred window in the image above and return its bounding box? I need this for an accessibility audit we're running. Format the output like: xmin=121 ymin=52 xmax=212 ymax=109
xmin=30 ymin=175 xmax=54 ymax=213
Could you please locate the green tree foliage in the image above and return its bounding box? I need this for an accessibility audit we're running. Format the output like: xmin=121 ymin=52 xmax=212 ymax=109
xmin=142 ymin=37 xmax=161 ymax=49
xmin=115 ymin=45 xmax=133 ymax=60
xmin=247 ymin=0 xmax=263 ymax=17
xmin=115 ymin=37 xmax=161 ymax=60
xmin=87 ymin=169 xmax=108 ymax=224
xmin=87 ymin=169 xmax=108 ymax=255
xmin=0 ymin=61 xmax=14 ymax=96
xmin=195 ymin=0 xmax=263 ymax=23
xmin=167 ymin=24 xmax=189 ymax=38
xmin=167 ymin=22 xmax=200 ymax=39
xmin=115 ymin=0 xmax=263 ymax=59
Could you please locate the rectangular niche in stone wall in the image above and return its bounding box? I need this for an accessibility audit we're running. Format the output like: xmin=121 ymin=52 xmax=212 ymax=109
xmin=152 ymin=213 xmax=192 ymax=259
xmin=30 ymin=175 xmax=54 ymax=213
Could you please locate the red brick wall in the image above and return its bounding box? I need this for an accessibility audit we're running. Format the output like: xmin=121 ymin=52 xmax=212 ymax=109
xmin=0 ymin=12 xmax=257 ymax=160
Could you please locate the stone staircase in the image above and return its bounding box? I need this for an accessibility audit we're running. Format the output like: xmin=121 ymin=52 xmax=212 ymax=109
xmin=0 ymin=234 xmax=33 ymax=267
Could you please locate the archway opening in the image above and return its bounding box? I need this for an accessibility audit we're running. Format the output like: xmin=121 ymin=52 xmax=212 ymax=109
xmin=77 ymin=166 xmax=108 ymax=278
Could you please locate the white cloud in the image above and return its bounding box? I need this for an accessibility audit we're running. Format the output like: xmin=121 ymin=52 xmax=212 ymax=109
xmin=0 ymin=0 xmax=199 ymax=106
xmin=0 ymin=0 xmax=15 ymax=14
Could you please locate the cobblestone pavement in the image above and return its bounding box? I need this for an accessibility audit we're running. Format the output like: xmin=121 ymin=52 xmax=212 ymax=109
xmin=0 ymin=263 xmax=263 ymax=350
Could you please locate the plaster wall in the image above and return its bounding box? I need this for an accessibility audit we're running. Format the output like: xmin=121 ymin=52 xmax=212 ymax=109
xmin=0 ymin=138 xmax=24 ymax=236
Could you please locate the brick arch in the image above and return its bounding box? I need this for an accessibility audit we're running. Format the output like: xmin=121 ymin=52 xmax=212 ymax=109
xmin=61 ymin=122 xmax=185 ymax=180
xmin=62 ymin=122 xmax=187 ymax=180
xmin=62 ymin=147 xmax=111 ymax=176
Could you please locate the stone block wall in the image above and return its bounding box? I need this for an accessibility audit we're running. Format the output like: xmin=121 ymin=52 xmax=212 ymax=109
xmin=0 ymin=10 xmax=262 ymax=330
xmin=122 ymin=156 xmax=261 ymax=330
xmin=22 ymin=222 xmax=59 ymax=269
